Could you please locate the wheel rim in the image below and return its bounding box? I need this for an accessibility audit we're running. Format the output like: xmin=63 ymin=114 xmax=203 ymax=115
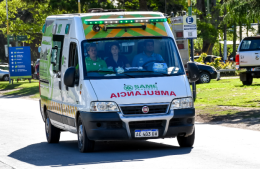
xmin=45 ymin=118 xmax=50 ymax=138
xmin=4 ymin=76 xmax=8 ymax=81
xmin=200 ymin=74 xmax=209 ymax=83
xmin=78 ymin=125 xmax=84 ymax=148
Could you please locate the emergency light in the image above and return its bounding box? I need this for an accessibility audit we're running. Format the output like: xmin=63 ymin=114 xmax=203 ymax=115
xmin=84 ymin=18 xmax=167 ymax=25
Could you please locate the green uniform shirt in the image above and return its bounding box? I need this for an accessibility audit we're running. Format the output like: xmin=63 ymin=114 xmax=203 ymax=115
xmin=85 ymin=57 xmax=107 ymax=71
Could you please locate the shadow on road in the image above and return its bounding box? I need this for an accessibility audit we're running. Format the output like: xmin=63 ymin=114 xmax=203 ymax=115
xmin=196 ymin=108 xmax=260 ymax=131
xmin=8 ymin=140 xmax=192 ymax=167
xmin=0 ymin=86 xmax=39 ymax=98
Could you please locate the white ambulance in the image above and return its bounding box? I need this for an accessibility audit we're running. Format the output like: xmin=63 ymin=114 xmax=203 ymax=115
xmin=39 ymin=10 xmax=199 ymax=152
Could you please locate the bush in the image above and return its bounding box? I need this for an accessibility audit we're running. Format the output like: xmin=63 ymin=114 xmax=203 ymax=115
xmin=196 ymin=53 xmax=236 ymax=70
xmin=218 ymin=61 xmax=236 ymax=70
xmin=196 ymin=53 xmax=207 ymax=64
xmin=206 ymin=57 xmax=222 ymax=70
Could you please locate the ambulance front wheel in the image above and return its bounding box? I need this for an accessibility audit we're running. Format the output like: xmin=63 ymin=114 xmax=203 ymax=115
xmin=177 ymin=128 xmax=195 ymax=147
xmin=77 ymin=115 xmax=95 ymax=153
xmin=45 ymin=117 xmax=61 ymax=143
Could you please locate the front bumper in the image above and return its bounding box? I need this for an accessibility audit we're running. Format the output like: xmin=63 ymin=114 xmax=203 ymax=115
xmin=210 ymin=71 xmax=218 ymax=79
xmin=80 ymin=108 xmax=195 ymax=140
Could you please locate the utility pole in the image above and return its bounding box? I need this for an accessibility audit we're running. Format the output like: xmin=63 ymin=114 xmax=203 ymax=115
xmin=188 ymin=0 xmax=196 ymax=100
xmin=258 ymin=20 xmax=260 ymax=35
xmin=165 ymin=0 xmax=166 ymax=15
xmin=188 ymin=0 xmax=194 ymax=61
xmin=223 ymin=3 xmax=227 ymax=62
xmin=6 ymin=0 xmax=11 ymax=84
xmin=78 ymin=0 xmax=81 ymax=13
xmin=207 ymin=0 xmax=210 ymax=15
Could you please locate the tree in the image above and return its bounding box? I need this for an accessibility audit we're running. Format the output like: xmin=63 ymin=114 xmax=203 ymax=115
xmin=224 ymin=0 xmax=260 ymax=19
xmin=195 ymin=0 xmax=221 ymax=54
xmin=222 ymin=0 xmax=252 ymax=57
xmin=224 ymin=0 xmax=260 ymax=36
xmin=119 ymin=0 xmax=186 ymax=14
xmin=0 ymin=0 xmax=61 ymax=61
xmin=139 ymin=0 xmax=148 ymax=11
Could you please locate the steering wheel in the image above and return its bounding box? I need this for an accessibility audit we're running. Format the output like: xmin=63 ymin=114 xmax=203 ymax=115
xmin=142 ymin=60 xmax=164 ymax=69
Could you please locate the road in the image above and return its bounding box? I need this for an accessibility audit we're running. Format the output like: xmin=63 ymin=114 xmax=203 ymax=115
xmin=0 ymin=97 xmax=260 ymax=169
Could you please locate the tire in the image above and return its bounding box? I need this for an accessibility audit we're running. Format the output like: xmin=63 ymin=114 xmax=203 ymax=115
xmin=198 ymin=72 xmax=211 ymax=83
xmin=77 ymin=115 xmax=95 ymax=153
xmin=177 ymin=128 xmax=195 ymax=147
xmin=3 ymin=75 xmax=9 ymax=81
xmin=242 ymin=74 xmax=253 ymax=85
xmin=45 ymin=117 xmax=61 ymax=143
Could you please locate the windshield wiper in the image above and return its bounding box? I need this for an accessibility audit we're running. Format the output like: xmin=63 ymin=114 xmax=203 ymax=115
xmin=87 ymin=70 xmax=115 ymax=73
xmin=87 ymin=70 xmax=135 ymax=78
xmin=124 ymin=70 xmax=171 ymax=76
xmin=124 ymin=70 xmax=154 ymax=73
xmin=123 ymin=71 xmax=173 ymax=77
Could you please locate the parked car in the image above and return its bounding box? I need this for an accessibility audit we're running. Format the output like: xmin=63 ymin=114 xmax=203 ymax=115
xmin=194 ymin=55 xmax=221 ymax=64
xmin=33 ymin=59 xmax=40 ymax=80
xmin=195 ymin=62 xmax=219 ymax=83
xmin=236 ymin=36 xmax=260 ymax=85
xmin=0 ymin=68 xmax=9 ymax=81
xmin=0 ymin=64 xmax=9 ymax=71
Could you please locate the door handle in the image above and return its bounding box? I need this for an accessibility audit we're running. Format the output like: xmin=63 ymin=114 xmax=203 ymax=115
xmin=59 ymin=81 xmax=61 ymax=90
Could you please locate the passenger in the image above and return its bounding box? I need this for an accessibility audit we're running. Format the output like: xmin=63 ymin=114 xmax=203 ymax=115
xmin=84 ymin=43 xmax=107 ymax=71
xmin=105 ymin=43 xmax=130 ymax=70
xmin=252 ymin=43 xmax=258 ymax=49
xmin=132 ymin=40 xmax=164 ymax=67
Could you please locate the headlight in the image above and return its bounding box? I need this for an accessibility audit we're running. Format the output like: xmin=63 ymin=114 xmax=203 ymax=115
xmin=90 ymin=102 xmax=119 ymax=112
xmin=170 ymin=97 xmax=193 ymax=109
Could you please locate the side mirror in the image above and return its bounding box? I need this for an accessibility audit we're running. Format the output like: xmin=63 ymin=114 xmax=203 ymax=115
xmin=50 ymin=46 xmax=58 ymax=66
xmin=64 ymin=67 xmax=75 ymax=87
xmin=187 ymin=62 xmax=200 ymax=82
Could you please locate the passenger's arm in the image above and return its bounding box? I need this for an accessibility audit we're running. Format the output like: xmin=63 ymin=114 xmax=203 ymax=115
xmin=102 ymin=60 xmax=107 ymax=69
xmin=123 ymin=55 xmax=131 ymax=67
xmin=158 ymin=54 xmax=165 ymax=62
xmin=132 ymin=56 xmax=137 ymax=67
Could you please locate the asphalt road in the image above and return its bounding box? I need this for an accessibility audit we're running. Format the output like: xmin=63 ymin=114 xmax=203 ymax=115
xmin=1 ymin=97 xmax=260 ymax=169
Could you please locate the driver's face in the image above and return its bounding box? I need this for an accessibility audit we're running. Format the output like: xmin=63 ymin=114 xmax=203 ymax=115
xmin=144 ymin=42 xmax=154 ymax=53
xmin=88 ymin=47 xmax=97 ymax=58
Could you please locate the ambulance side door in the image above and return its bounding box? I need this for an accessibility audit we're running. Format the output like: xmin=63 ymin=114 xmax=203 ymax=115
xmin=62 ymin=39 xmax=80 ymax=131
xmin=48 ymin=34 xmax=65 ymax=128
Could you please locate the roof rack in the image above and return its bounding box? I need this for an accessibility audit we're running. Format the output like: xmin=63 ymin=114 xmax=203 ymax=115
xmin=88 ymin=8 xmax=126 ymax=13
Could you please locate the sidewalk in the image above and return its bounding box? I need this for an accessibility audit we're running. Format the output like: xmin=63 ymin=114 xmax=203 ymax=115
xmin=220 ymin=76 xmax=239 ymax=79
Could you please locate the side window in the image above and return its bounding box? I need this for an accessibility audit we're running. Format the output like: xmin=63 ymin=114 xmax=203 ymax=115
xmin=68 ymin=42 xmax=79 ymax=84
xmin=68 ymin=42 xmax=79 ymax=67
xmin=52 ymin=41 xmax=61 ymax=72
xmin=52 ymin=35 xmax=64 ymax=72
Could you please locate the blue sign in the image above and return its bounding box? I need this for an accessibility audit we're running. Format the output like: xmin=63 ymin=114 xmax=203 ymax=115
xmin=8 ymin=46 xmax=32 ymax=79
xmin=186 ymin=16 xmax=194 ymax=24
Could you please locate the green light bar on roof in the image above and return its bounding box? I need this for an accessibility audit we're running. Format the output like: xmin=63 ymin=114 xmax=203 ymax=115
xmin=84 ymin=18 xmax=167 ymax=25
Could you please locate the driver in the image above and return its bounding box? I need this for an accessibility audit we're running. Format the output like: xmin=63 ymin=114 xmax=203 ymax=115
xmin=132 ymin=40 xmax=164 ymax=67
xmin=84 ymin=43 xmax=107 ymax=71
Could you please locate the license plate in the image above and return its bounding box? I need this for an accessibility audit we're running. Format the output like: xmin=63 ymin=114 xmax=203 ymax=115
xmin=135 ymin=129 xmax=158 ymax=138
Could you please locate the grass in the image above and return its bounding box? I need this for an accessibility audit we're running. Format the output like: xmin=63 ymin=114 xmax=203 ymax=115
xmin=0 ymin=80 xmax=39 ymax=98
xmin=195 ymin=78 xmax=260 ymax=107
xmin=195 ymin=78 xmax=260 ymax=117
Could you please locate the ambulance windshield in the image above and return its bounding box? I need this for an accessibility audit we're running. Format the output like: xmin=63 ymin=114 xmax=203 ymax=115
xmin=81 ymin=37 xmax=185 ymax=79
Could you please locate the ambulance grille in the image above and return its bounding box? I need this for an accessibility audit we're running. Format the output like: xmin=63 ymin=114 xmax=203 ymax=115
xmin=120 ymin=105 xmax=168 ymax=115
xmin=169 ymin=118 xmax=182 ymax=126
xmin=129 ymin=120 xmax=164 ymax=128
